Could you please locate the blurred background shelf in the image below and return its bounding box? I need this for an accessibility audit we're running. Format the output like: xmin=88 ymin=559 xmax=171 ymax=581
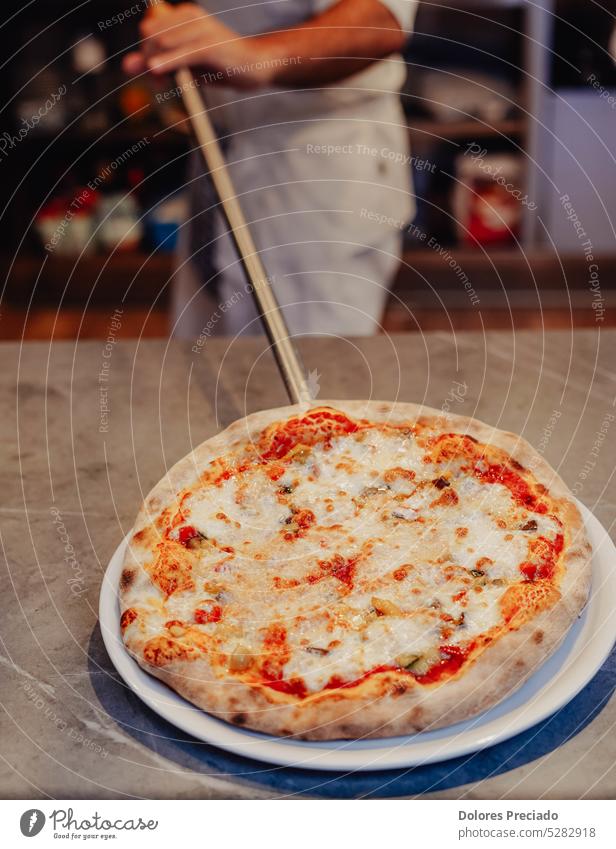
xmin=6 ymin=247 xmax=615 ymax=306
xmin=408 ymin=117 xmax=526 ymax=142
xmin=2 ymin=247 xmax=613 ymax=342
xmin=17 ymin=128 xmax=189 ymax=147
xmin=1 ymin=0 xmax=614 ymax=339
xmin=2 ymin=253 xmax=175 ymax=306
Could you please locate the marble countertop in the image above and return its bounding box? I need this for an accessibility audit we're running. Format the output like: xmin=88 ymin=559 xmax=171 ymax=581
xmin=1 ymin=330 xmax=615 ymax=799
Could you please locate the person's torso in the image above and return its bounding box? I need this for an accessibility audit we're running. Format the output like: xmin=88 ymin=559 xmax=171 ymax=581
xmin=195 ymin=1 xmax=415 ymax=238
xmin=198 ymin=0 xmax=408 ymax=131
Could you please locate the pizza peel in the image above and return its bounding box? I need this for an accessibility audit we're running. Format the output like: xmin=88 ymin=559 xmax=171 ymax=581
xmin=149 ymin=3 xmax=312 ymax=405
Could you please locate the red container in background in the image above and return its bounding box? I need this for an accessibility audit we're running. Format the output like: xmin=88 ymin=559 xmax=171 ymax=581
xmin=453 ymin=152 xmax=524 ymax=247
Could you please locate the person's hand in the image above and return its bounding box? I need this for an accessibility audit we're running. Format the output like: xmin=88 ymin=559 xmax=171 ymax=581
xmin=123 ymin=3 xmax=271 ymax=88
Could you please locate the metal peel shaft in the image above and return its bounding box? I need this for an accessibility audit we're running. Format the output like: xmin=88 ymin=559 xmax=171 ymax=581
xmin=176 ymin=67 xmax=312 ymax=405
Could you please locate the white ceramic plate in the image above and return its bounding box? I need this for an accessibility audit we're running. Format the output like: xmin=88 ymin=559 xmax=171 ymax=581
xmin=99 ymin=503 xmax=616 ymax=772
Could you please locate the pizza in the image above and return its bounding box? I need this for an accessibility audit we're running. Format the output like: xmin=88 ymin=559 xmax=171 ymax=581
xmin=119 ymin=401 xmax=591 ymax=739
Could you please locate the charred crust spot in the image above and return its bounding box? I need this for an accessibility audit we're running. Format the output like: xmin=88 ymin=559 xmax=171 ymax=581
xmin=433 ymin=477 xmax=450 ymax=489
xmin=511 ymin=459 xmax=525 ymax=472
xmin=520 ymin=519 xmax=538 ymax=531
xmin=120 ymin=608 xmax=137 ymax=632
xmin=391 ymin=681 xmax=409 ymax=697
xmin=120 ymin=569 xmax=135 ymax=591
xmin=232 ymin=713 xmax=247 ymax=725
xmin=533 ymin=629 xmax=544 ymax=644
xmin=410 ymin=706 xmax=424 ymax=723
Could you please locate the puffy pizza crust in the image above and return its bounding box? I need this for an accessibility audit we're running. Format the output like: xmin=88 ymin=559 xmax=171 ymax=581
xmin=119 ymin=400 xmax=592 ymax=740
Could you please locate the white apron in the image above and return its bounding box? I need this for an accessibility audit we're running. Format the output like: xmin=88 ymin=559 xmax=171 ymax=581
xmin=171 ymin=0 xmax=418 ymax=338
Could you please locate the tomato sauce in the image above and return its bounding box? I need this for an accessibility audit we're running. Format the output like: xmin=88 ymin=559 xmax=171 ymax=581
xmin=304 ymin=554 xmax=358 ymax=588
xmin=474 ymin=463 xmax=547 ymax=513
xmin=323 ymin=648 xmax=473 ymax=693
xmin=321 ymin=554 xmax=357 ymax=588
xmin=212 ymin=463 xmax=250 ymax=486
xmin=260 ymin=408 xmax=360 ymax=461
xmin=428 ymin=433 xmax=479 ymax=462
xmin=283 ymin=508 xmax=316 ymax=541
xmin=413 ymin=644 xmax=471 ymax=684
xmin=177 ymin=525 xmax=201 ymax=546
xmin=324 ymin=665 xmax=397 ymax=691
xmin=262 ymin=645 xmax=475 ymax=700
xmin=520 ymin=533 xmax=564 ymax=581
xmin=194 ymin=604 xmax=222 ymax=624
xmin=265 ymin=678 xmax=308 ymax=698
xmin=263 ymin=623 xmax=287 ymax=648
xmin=258 ymin=623 xmax=311 ymax=697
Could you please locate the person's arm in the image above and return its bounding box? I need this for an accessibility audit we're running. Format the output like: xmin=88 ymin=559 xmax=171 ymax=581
xmin=123 ymin=1 xmax=408 ymax=89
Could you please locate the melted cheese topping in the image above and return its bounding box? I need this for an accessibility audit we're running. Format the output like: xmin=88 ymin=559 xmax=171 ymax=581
xmin=123 ymin=413 xmax=565 ymax=695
